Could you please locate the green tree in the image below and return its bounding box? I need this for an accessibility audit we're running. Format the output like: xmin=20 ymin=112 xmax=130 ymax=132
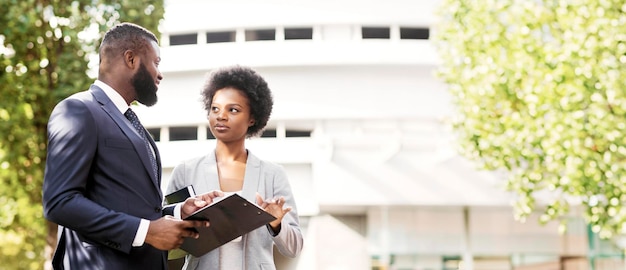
xmin=433 ymin=0 xmax=626 ymax=240
xmin=0 ymin=1 xmax=163 ymax=269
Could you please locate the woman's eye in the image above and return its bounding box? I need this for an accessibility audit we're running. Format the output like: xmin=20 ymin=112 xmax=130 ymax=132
xmin=230 ymin=108 xmax=239 ymax=113
xmin=211 ymin=107 xmax=219 ymax=112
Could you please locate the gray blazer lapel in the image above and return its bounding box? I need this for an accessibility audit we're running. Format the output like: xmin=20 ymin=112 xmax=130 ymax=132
xmin=194 ymin=150 xmax=264 ymax=266
xmin=241 ymin=152 xmax=266 ymax=269
xmin=199 ymin=150 xmax=222 ymax=266
xmin=90 ymin=85 xmax=162 ymax=193
xmin=202 ymin=149 xmax=260 ymax=201
xmin=200 ymin=150 xmax=221 ymax=192
xmin=241 ymin=151 xmax=262 ymax=202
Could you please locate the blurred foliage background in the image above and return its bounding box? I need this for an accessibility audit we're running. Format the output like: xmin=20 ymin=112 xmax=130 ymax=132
xmin=0 ymin=1 xmax=163 ymax=269
xmin=434 ymin=0 xmax=626 ymax=242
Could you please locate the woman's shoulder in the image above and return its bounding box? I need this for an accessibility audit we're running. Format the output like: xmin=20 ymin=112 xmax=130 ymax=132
xmin=248 ymin=151 xmax=282 ymax=169
xmin=247 ymin=151 xmax=287 ymax=180
xmin=177 ymin=153 xmax=214 ymax=168
xmin=261 ymin=160 xmax=284 ymax=173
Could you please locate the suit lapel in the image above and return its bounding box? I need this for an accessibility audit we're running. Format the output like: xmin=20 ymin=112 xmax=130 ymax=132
xmin=241 ymin=152 xmax=261 ymax=270
xmin=203 ymin=150 xmax=221 ymax=192
xmin=241 ymin=151 xmax=261 ymax=202
xmin=90 ymin=85 xmax=162 ymax=193
xmin=147 ymin=136 xmax=162 ymax=186
xmin=204 ymin=149 xmax=260 ymax=202
xmin=202 ymin=150 xmax=260 ymax=266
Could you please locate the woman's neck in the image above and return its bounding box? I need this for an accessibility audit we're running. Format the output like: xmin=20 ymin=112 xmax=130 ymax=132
xmin=215 ymin=142 xmax=247 ymax=163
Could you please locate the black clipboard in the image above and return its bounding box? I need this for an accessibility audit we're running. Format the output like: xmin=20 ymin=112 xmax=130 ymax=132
xmin=181 ymin=193 xmax=276 ymax=257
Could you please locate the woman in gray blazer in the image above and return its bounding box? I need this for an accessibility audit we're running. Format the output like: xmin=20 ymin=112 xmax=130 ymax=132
xmin=167 ymin=65 xmax=304 ymax=270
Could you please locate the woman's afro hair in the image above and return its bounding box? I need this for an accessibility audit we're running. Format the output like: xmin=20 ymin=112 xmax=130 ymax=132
xmin=201 ymin=65 xmax=273 ymax=138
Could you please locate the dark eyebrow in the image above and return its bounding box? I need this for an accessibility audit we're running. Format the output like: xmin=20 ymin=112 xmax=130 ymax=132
xmin=212 ymin=102 xmax=244 ymax=108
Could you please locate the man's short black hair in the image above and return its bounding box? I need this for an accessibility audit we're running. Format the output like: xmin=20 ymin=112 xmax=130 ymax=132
xmin=99 ymin=22 xmax=158 ymax=60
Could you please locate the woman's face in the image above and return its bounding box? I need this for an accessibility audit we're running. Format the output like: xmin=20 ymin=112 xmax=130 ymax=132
xmin=208 ymin=87 xmax=254 ymax=143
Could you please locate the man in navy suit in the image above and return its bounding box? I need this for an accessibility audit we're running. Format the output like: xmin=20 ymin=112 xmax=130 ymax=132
xmin=43 ymin=22 xmax=219 ymax=270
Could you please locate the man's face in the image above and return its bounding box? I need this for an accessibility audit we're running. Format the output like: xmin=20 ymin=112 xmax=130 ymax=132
xmin=132 ymin=62 xmax=158 ymax=106
xmin=132 ymin=40 xmax=161 ymax=107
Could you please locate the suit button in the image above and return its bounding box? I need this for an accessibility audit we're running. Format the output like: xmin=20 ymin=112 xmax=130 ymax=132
xmin=155 ymin=207 xmax=162 ymax=213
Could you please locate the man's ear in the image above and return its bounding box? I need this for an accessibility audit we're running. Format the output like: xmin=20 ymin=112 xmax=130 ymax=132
xmin=123 ymin=50 xmax=136 ymax=68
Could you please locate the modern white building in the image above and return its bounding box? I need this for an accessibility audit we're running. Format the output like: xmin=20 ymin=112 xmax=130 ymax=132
xmin=134 ymin=0 xmax=624 ymax=269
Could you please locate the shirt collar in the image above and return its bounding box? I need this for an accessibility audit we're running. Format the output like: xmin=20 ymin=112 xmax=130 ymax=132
xmin=94 ymin=80 xmax=129 ymax=114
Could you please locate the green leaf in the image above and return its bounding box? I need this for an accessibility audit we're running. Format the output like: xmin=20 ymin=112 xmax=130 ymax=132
xmin=434 ymin=0 xmax=626 ymax=241
xmin=0 ymin=1 xmax=164 ymax=268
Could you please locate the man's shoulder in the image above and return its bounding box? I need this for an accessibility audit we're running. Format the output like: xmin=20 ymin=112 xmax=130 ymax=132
xmin=57 ymin=89 xmax=96 ymax=106
xmin=50 ymin=89 xmax=94 ymax=114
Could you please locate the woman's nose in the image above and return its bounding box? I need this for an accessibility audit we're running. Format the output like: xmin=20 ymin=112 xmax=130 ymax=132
xmin=216 ymin=110 xmax=226 ymax=120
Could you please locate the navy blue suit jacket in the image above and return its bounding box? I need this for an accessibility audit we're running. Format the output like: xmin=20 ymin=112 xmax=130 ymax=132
xmin=43 ymin=85 xmax=167 ymax=269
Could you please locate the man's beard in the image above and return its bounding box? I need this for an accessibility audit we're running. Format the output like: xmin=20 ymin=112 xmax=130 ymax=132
xmin=131 ymin=63 xmax=158 ymax=107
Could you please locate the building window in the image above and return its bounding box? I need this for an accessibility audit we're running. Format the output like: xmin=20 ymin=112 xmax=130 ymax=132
xmin=146 ymin=128 xmax=160 ymax=141
xmin=169 ymin=33 xmax=197 ymax=45
xmin=245 ymin=29 xmax=275 ymax=41
xmin=285 ymin=28 xmax=313 ymax=40
xmin=206 ymin=127 xmax=215 ymax=139
xmin=206 ymin=31 xmax=236 ymax=43
xmin=400 ymin=27 xmax=429 ymax=40
xmin=170 ymin=126 xmax=197 ymax=141
xmin=260 ymin=129 xmax=277 ymax=138
xmin=362 ymin=27 xmax=390 ymax=39
xmin=286 ymin=130 xmax=311 ymax=137
xmin=442 ymin=255 xmax=462 ymax=270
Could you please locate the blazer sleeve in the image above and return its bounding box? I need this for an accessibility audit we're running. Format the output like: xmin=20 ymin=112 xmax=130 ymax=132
xmin=43 ymin=99 xmax=140 ymax=253
xmin=166 ymin=161 xmax=188 ymax=195
xmin=161 ymin=161 xmax=190 ymax=217
xmin=268 ymin=166 xmax=304 ymax=258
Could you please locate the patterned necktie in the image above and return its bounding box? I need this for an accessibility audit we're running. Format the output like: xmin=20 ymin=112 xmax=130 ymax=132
xmin=124 ymin=108 xmax=158 ymax=181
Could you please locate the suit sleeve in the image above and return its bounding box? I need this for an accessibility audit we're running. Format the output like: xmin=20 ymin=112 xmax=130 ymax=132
xmin=162 ymin=162 xmax=188 ymax=216
xmin=43 ymin=99 xmax=140 ymax=253
xmin=269 ymin=166 xmax=304 ymax=258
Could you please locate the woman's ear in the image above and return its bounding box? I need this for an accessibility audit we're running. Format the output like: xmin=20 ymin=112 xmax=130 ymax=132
xmin=249 ymin=120 xmax=255 ymax=127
